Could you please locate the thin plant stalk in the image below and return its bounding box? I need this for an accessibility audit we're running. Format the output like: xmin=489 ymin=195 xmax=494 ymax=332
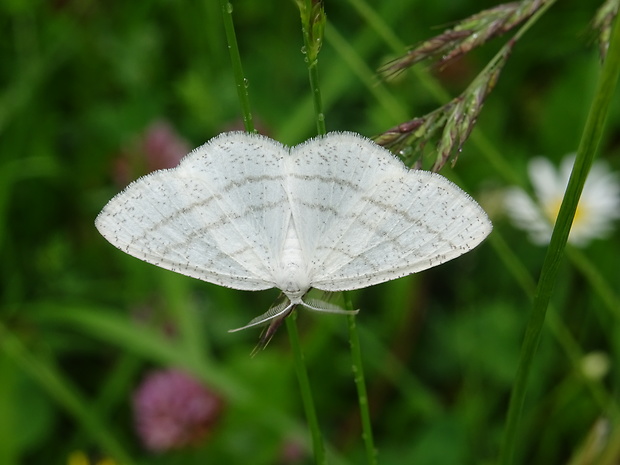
xmin=220 ymin=3 xmax=326 ymax=462
xmin=498 ymin=14 xmax=620 ymax=465
xmin=298 ymin=1 xmax=378 ymax=463
xmin=308 ymin=61 xmax=326 ymax=135
xmin=289 ymin=3 xmax=330 ymax=464
xmin=298 ymin=0 xmax=327 ymax=135
xmin=219 ymin=0 xmax=254 ymax=132
xmin=347 ymin=299 xmax=378 ymax=465
xmin=285 ymin=314 xmax=327 ymax=465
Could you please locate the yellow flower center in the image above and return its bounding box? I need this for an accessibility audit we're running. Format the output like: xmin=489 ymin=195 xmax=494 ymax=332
xmin=544 ymin=197 xmax=587 ymax=227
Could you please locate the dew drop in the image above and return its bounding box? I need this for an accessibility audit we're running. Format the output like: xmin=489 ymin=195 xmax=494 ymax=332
xmin=225 ymin=2 xmax=233 ymax=13
xmin=398 ymin=146 xmax=413 ymax=157
xmin=301 ymin=46 xmax=307 ymax=54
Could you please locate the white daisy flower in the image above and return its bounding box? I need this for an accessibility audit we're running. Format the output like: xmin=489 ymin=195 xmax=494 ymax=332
xmin=504 ymin=155 xmax=620 ymax=246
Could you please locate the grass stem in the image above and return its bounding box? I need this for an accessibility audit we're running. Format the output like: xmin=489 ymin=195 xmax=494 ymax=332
xmin=347 ymin=304 xmax=378 ymax=465
xmin=219 ymin=0 xmax=254 ymax=132
xmin=298 ymin=0 xmax=327 ymax=135
xmin=285 ymin=314 xmax=327 ymax=465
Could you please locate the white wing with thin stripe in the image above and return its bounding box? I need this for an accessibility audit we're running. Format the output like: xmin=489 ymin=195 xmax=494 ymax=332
xmin=287 ymin=132 xmax=492 ymax=291
xmin=95 ymin=132 xmax=290 ymax=290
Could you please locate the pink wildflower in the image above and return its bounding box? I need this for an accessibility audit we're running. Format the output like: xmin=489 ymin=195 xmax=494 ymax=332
xmin=133 ymin=368 xmax=223 ymax=452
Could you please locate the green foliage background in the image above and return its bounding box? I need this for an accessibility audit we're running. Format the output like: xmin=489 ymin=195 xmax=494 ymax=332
xmin=1 ymin=0 xmax=619 ymax=464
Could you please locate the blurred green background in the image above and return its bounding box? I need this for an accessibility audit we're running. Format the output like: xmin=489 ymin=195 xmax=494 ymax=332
xmin=2 ymin=0 xmax=620 ymax=464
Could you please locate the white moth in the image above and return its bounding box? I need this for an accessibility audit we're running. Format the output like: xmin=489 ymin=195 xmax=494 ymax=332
xmin=96 ymin=131 xmax=492 ymax=333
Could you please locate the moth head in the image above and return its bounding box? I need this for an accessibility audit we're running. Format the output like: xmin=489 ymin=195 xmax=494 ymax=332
xmin=273 ymin=262 xmax=311 ymax=303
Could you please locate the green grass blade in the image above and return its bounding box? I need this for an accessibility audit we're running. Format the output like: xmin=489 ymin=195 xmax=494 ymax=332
xmin=498 ymin=14 xmax=620 ymax=465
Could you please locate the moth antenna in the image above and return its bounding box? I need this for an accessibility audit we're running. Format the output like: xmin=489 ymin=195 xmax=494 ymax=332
xmin=228 ymin=299 xmax=293 ymax=333
xmin=301 ymin=297 xmax=359 ymax=315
